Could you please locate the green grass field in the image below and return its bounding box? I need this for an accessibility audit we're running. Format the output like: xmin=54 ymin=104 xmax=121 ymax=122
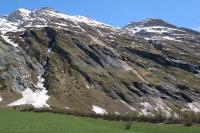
xmin=0 ymin=109 xmax=199 ymax=133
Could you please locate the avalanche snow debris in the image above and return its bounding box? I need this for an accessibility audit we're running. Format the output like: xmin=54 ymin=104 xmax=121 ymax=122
xmin=8 ymin=76 xmax=49 ymax=108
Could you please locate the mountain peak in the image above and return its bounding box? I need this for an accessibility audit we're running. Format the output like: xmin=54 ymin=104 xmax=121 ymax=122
xmin=141 ymin=18 xmax=161 ymax=23
xmin=125 ymin=18 xmax=176 ymax=29
xmin=16 ymin=8 xmax=31 ymax=14
xmin=0 ymin=7 xmax=113 ymax=36
xmin=7 ymin=8 xmax=31 ymax=22
xmin=39 ymin=7 xmax=58 ymax=12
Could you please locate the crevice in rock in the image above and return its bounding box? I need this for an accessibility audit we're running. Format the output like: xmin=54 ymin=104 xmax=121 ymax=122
xmin=155 ymin=85 xmax=179 ymax=100
xmin=45 ymin=27 xmax=57 ymax=52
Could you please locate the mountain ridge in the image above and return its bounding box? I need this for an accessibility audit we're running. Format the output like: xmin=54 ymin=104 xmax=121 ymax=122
xmin=4 ymin=8 xmax=200 ymax=32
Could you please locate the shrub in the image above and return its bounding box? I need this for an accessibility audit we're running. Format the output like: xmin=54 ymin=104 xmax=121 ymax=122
xmin=125 ymin=121 xmax=132 ymax=130
xmin=184 ymin=122 xmax=193 ymax=127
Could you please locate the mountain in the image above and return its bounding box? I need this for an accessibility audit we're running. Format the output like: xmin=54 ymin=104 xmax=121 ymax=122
xmin=0 ymin=8 xmax=200 ymax=117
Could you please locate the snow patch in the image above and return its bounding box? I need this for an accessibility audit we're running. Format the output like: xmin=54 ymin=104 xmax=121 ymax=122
xmin=0 ymin=17 xmax=24 ymax=47
xmin=125 ymin=26 xmax=184 ymax=35
xmin=47 ymin=48 xmax=52 ymax=53
xmin=0 ymin=18 xmax=20 ymax=33
xmin=8 ymin=88 xmax=49 ymax=108
xmin=65 ymin=106 xmax=70 ymax=110
xmin=162 ymin=36 xmax=176 ymax=41
xmin=1 ymin=35 xmax=18 ymax=47
xmin=71 ymin=24 xmax=85 ymax=32
xmin=36 ymin=76 xmax=45 ymax=89
xmin=92 ymin=105 xmax=107 ymax=115
xmin=0 ymin=96 xmax=3 ymax=103
xmin=8 ymin=76 xmax=49 ymax=108
xmin=86 ymin=85 xmax=90 ymax=89
xmin=161 ymin=36 xmax=182 ymax=42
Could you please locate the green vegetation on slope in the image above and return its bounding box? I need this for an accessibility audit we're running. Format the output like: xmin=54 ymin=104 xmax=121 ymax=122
xmin=0 ymin=110 xmax=199 ymax=133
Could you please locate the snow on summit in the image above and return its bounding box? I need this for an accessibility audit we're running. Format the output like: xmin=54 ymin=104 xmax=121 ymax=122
xmin=17 ymin=8 xmax=31 ymax=15
xmin=1 ymin=7 xmax=112 ymax=31
xmin=0 ymin=7 xmax=115 ymax=47
xmin=40 ymin=8 xmax=112 ymax=28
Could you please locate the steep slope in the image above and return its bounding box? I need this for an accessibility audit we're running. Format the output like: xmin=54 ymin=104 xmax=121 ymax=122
xmin=0 ymin=8 xmax=200 ymax=117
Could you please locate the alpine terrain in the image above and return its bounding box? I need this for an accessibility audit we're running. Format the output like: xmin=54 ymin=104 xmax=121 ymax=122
xmin=0 ymin=7 xmax=200 ymax=117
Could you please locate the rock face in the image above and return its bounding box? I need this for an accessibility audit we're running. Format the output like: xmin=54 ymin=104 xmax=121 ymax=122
xmin=0 ymin=8 xmax=200 ymax=116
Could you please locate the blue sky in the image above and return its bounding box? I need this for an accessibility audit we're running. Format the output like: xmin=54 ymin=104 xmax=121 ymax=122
xmin=0 ymin=0 xmax=200 ymax=30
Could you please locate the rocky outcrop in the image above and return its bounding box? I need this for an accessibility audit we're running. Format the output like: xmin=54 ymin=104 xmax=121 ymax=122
xmin=126 ymin=48 xmax=200 ymax=74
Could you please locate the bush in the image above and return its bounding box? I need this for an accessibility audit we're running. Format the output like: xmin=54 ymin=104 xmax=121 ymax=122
xmin=184 ymin=122 xmax=193 ymax=127
xmin=125 ymin=121 xmax=131 ymax=130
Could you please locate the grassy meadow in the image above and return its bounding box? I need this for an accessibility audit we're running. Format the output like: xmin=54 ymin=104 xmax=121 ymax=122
xmin=0 ymin=109 xmax=199 ymax=133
